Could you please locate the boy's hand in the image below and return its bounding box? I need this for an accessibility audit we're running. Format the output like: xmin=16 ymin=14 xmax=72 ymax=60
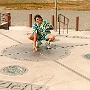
xmin=33 ymin=46 xmax=38 ymax=52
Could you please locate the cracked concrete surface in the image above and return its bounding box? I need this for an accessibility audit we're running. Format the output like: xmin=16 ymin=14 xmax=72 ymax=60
xmin=0 ymin=26 xmax=90 ymax=90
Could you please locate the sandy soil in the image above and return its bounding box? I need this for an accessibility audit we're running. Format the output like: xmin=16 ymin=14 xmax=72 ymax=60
xmin=0 ymin=1 xmax=90 ymax=11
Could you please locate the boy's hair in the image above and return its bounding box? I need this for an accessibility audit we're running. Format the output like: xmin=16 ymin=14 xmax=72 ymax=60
xmin=34 ymin=14 xmax=42 ymax=21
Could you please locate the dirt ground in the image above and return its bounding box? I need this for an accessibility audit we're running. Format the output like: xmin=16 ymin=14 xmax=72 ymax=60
xmin=0 ymin=1 xmax=90 ymax=11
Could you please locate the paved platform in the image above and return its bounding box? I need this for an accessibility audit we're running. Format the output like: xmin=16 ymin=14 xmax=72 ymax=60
xmin=0 ymin=26 xmax=90 ymax=90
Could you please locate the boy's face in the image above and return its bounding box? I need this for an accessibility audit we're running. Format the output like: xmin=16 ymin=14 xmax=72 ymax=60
xmin=36 ymin=17 xmax=43 ymax=24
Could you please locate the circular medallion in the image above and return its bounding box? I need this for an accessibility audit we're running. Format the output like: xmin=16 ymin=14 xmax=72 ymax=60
xmin=2 ymin=43 xmax=71 ymax=61
xmin=84 ymin=54 xmax=90 ymax=60
xmin=0 ymin=65 xmax=28 ymax=76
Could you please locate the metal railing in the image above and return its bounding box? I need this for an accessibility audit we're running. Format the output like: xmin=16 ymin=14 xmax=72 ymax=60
xmin=0 ymin=13 xmax=6 ymax=24
xmin=0 ymin=12 xmax=11 ymax=30
xmin=58 ymin=14 xmax=69 ymax=34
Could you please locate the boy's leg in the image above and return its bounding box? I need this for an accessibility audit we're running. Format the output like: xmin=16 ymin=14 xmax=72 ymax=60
xmin=36 ymin=40 xmax=42 ymax=47
xmin=46 ymin=34 xmax=55 ymax=42
xmin=45 ymin=34 xmax=55 ymax=49
xmin=28 ymin=34 xmax=42 ymax=47
xmin=28 ymin=34 xmax=39 ymax=41
xmin=28 ymin=34 xmax=34 ymax=40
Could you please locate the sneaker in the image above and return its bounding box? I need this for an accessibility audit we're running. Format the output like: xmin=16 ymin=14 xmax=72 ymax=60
xmin=45 ymin=42 xmax=51 ymax=49
xmin=36 ymin=41 xmax=42 ymax=47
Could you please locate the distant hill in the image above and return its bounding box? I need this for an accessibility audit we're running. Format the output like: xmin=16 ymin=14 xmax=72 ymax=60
xmin=0 ymin=0 xmax=90 ymax=10
xmin=0 ymin=0 xmax=90 ymax=3
xmin=0 ymin=0 xmax=53 ymax=3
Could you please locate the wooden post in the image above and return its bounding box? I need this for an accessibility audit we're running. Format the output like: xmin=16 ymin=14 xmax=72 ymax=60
xmin=29 ymin=13 xmax=32 ymax=27
xmin=52 ymin=15 xmax=54 ymax=28
xmin=76 ymin=16 xmax=79 ymax=31
xmin=5 ymin=12 xmax=11 ymax=26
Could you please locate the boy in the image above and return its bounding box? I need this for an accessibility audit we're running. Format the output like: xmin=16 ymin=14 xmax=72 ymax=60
xmin=28 ymin=14 xmax=55 ymax=51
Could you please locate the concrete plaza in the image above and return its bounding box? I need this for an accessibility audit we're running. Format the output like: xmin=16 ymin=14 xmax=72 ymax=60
xmin=0 ymin=26 xmax=90 ymax=90
xmin=0 ymin=10 xmax=90 ymax=90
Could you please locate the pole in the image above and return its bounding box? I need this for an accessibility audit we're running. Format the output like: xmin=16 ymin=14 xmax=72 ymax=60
xmin=0 ymin=13 xmax=1 ymax=24
xmin=29 ymin=13 xmax=32 ymax=27
xmin=76 ymin=16 xmax=79 ymax=31
xmin=5 ymin=12 xmax=11 ymax=26
xmin=51 ymin=15 xmax=54 ymax=28
xmin=55 ymin=0 xmax=57 ymax=31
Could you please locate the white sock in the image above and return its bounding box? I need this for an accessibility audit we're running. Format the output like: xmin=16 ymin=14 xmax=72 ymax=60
xmin=47 ymin=41 xmax=50 ymax=44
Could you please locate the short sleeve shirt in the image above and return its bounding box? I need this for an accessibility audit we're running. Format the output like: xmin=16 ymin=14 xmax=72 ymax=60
xmin=32 ymin=20 xmax=52 ymax=41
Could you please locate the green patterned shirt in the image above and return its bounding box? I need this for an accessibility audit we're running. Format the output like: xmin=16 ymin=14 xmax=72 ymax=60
xmin=32 ymin=20 xmax=53 ymax=41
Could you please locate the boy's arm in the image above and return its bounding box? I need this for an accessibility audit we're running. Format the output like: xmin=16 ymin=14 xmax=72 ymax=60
xmin=33 ymin=32 xmax=37 ymax=51
xmin=32 ymin=23 xmax=38 ymax=51
xmin=45 ymin=20 xmax=54 ymax=30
